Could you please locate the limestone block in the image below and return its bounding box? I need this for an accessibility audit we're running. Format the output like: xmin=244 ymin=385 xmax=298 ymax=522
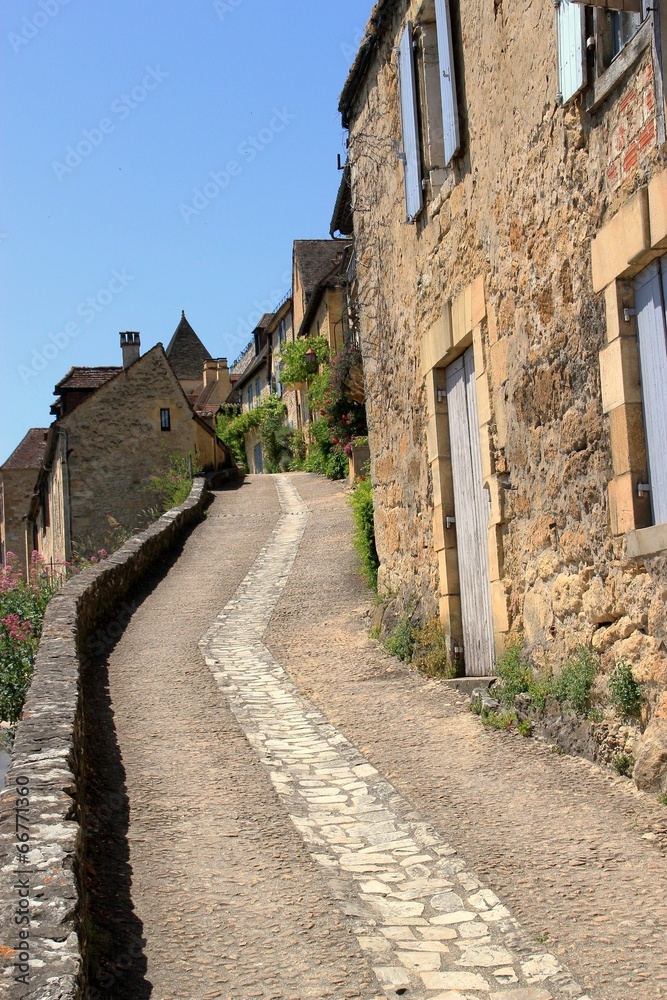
xmin=581 ymin=576 xmax=622 ymax=624
xmin=433 ymin=505 xmax=446 ymax=552
xmin=431 ymin=457 xmax=455 ymax=510
xmin=471 ymin=274 xmax=486 ymax=328
xmin=438 ymin=547 xmax=460 ymax=596
xmin=608 ymin=473 xmax=652 ymax=535
xmin=487 ymin=303 xmax=499 ymax=346
xmin=451 ymin=284 xmax=473 ymax=345
xmin=591 ymin=187 xmax=650 ymax=292
xmin=439 ymin=594 xmax=462 ymax=639
xmin=490 ymin=580 xmax=509 ymax=633
xmin=608 ymin=402 xmax=647 ymax=475
xmin=476 ymin=372 xmax=491 ymax=426
xmin=523 ymin=588 xmax=554 ymax=644
xmin=494 ymin=388 xmax=508 ymax=449
xmin=634 ymin=719 xmax=667 ymax=792
xmin=648 ymin=167 xmax=667 ymax=249
xmin=472 ymin=324 xmax=485 ymax=376
xmin=591 ymin=615 xmax=640 ymax=652
xmin=599 ymin=338 xmax=642 ymax=413
xmin=426 ymin=414 xmax=451 ymax=462
xmin=425 ymin=369 xmax=448 ymax=418
xmin=421 ymin=303 xmax=453 ymax=374
xmin=552 ymin=572 xmax=588 ymax=617
xmin=603 ymin=279 xmax=636 ymax=343
xmin=478 ymin=424 xmax=494 ymax=481
xmin=487 ymin=525 xmax=504 ymax=581
xmin=489 ymin=336 xmax=510 ymax=389
xmin=485 ymin=476 xmax=504 ymax=526
xmin=609 ymin=629 xmax=667 ymax=685
xmin=626 ymin=522 xmax=667 ymax=557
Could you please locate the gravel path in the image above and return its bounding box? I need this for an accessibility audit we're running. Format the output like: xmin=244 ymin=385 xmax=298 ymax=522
xmin=87 ymin=472 xmax=667 ymax=1000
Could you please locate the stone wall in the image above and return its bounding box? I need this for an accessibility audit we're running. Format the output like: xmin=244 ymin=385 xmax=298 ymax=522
xmin=343 ymin=0 xmax=667 ymax=784
xmin=0 ymin=477 xmax=208 ymax=999
xmin=0 ymin=470 xmax=40 ymax=572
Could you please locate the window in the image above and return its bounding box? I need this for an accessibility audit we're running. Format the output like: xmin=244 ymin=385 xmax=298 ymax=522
xmin=247 ymin=385 xmax=254 ymax=410
xmin=277 ymin=318 xmax=287 ymax=344
xmin=255 ymin=377 xmax=261 ymax=399
xmin=160 ymin=408 xmax=171 ymax=431
xmin=634 ymin=258 xmax=667 ymax=525
xmin=275 ymin=361 xmax=283 ymax=397
xmin=397 ymin=0 xmax=460 ymax=222
xmin=556 ymin=0 xmax=645 ymax=105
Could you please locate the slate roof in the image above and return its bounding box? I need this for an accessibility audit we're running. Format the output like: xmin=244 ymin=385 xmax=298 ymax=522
xmin=1 ymin=428 xmax=49 ymax=470
xmin=294 ymin=241 xmax=352 ymax=303
xmin=54 ymin=367 xmax=121 ymax=392
xmin=166 ymin=311 xmax=212 ymax=381
xmin=339 ymin=0 xmax=396 ymax=129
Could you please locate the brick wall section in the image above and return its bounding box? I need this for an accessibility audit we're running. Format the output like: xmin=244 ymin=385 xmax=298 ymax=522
xmin=0 ymin=477 xmax=208 ymax=999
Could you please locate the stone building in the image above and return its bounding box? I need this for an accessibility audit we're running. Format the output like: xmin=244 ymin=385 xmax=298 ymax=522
xmin=340 ymin=0 xmax=667 ymax=786
xmin=27 ymin=334 xmax=229 ymax=565
xmin=0 ymin=429 xmax=48 ymax=570
xmin=166 ymin=310 xmax=232 ymax=426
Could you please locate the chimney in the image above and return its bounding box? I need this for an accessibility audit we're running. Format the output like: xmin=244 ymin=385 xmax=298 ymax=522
xmin=120 ymin=331 xmax=140 ymax=368
xmin=203 ymin=359 xmax=217 ymax=386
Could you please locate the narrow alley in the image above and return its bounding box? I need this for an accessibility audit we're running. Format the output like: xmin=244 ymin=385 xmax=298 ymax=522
xmin=85 ymin=474 xmax=667 ymax=1000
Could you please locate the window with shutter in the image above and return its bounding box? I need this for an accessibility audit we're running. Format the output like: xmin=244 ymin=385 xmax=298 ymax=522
xmin=434 ymin=0 xmax=460 ymax=164
xmin=556 ymin=0 xmax=587 ymax=104
xmin=634 ymin=259 xmax=667 ymax=524
xmin=397 ymin=22 xmax=423 ymax=222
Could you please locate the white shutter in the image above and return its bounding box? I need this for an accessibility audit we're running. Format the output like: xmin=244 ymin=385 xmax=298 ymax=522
xmin=435 ymin=0 xmax=460 ymax=165
xmin=635 ymin=261 xmax=667 ymax=524
xmin=556 ymin=0 xmax=587 ymax=104
xmin=398 ymin=22 xmax=423 ymax=222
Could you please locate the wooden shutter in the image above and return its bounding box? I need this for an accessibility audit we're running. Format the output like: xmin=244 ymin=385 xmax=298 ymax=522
xmin=397 ymin=22 xmax=423 ymax=222
xmin=446 ymin=347 xmax=495 ymax=676
xmin=556 ymin=0 xmax=587 ymax=104
xmin=435 ymin=0 xmax=460 ymax=164
xmin=635 ymin=261 xmax=667 ymax=524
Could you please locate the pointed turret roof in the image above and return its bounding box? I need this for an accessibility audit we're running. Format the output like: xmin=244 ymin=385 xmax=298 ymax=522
xmin=165 ymin=311 xmax=212 ymax=381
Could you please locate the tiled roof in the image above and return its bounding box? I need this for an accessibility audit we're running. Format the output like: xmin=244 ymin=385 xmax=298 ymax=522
xmin=294 ymin=240 xmax=352 ymax=302
xmin=54 ymin=367 xmax=121 ymax=391
xmin=166 ymin=311 xmax=212 ymax=381
xmin=1 ymin=428 xmax=49 ymax=470
xmin=339 ymin=0 xmax=396 ymax=129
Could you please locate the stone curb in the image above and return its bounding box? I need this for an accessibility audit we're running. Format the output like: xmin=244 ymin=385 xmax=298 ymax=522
xmin=0 ymin=477 xmax=209 ymax=1000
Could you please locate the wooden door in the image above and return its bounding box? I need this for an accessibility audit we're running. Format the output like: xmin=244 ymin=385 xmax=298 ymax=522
xmin=446 ymin=347 xmax=495 ymax=676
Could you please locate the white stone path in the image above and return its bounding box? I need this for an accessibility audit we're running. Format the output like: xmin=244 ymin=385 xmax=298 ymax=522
xmin=199 ymin=476 xmax=593 ymax=1000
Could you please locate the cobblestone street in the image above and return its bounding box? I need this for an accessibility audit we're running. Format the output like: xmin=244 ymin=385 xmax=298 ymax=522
xmin=90 ymin=473 xmax=667 ymax=1000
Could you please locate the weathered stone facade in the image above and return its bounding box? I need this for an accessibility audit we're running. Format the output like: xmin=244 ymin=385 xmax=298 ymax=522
xmin=341 ymin=0 xmax=667 ymax=784
xmin=0 ymin=430 xmax=48 ymax=571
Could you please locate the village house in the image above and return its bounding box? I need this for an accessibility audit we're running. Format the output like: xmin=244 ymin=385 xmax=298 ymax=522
xmin=166 ymin=310 xmax=232 ymax=427
xmin=26 ymin=332 xmax=229 ymax=567
xmin=0 ymin=429 xmax=48 ymax=572
xmin=340 ymin=0 xmax=667 ymax=787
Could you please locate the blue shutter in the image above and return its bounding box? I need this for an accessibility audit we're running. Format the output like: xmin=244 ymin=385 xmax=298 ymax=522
xmin=635 ymin=261 xmax=667 ymax=524
xmin=398 ymin=22 xmax=423 ymax=222
xmin=556 ymin=0 xmax=586 ymax=104
xmin=435 ymin=0 xmax=460 ymax=165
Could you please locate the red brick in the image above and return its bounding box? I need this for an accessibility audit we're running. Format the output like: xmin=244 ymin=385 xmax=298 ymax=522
xmin=619 ymin=87 xmax=637 ymax=116
xmin=612 ymin=124 xmax=627 ymax=156
xmin=623 ymin=141 xmax=639 ymax=172
xmin=638 ymin=118 xmax=656 ymax=152
xmin=607 ymin=160 xmax=621 ymax=191
xmin=645 ymin=88 xmax=656 ymax=115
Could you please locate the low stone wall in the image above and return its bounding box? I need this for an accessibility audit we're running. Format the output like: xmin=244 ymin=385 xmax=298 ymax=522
xmin=0 ymin=478 xmax=209 ymax=1000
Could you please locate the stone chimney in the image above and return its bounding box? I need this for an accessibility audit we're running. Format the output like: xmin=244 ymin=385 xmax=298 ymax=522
xmin=120 ymin=331 xmax=140 ymax=368
xmin=203 ymin=360 xmax=218 ymax=387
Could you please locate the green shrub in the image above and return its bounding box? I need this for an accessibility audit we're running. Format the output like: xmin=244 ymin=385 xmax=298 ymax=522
xmin=495 ymin=636 xmax=532 ymax=706
xmin=347 ymin=476 xmax=379 ymax=591
xmin=612 ymin=753 xmax=634 ymax=776
xmin=216 ymin=396 xmax=290 ymax=473
xmin=481 ymin=708 xmax=516 ymax=730
xmin=608 ymin=658 xmax=644 ymax=718
xmin=279 ymin=335 xmax=329 ymax=386
xmin=517 ymin=719 xmax=533 ymax=737
xmin=385 ymin=616 xmax=414 ymax=662
xmin=413 ymin=618 xmax=456 ymax=678
xmin=146 ymin=451 xmax=202 ymax=512
xmin=552 ymin=646 xmax=598 ymax=714
xmin=658 ymin=793 xmax=667 ymax=807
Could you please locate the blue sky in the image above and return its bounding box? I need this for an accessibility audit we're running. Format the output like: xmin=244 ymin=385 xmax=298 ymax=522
xmin=0 ymin=0 xmax=371 ymax=462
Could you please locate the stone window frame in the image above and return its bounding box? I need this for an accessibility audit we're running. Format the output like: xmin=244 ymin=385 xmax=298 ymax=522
xmin=420 ymin=275 xmax=510 ymax=656
xmin=591 ymin=169 xmax=667 ymax=557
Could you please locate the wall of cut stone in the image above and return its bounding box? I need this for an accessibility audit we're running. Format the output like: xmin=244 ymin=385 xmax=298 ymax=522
xmin=0 ymin=477 xmax=208 ymax=999
xmin=0 ymin=470 xmax=38 ymax=571
xmin=344 ymin=0 xmax=667 ymax=784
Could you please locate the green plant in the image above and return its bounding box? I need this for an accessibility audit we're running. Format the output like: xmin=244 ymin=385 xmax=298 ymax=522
xmin=552 ymin=646 xmax=598 ymax=714
xmin=550 ymin=744 xmax=566 ymax=755
xmin=587 ymin=707 xmax=604 ymax=723
xmin=279 ymin=335 xmax=329 ymax=386
xmin=612 ymin=753 xmax=634 ymax=776
xmin=658 ymin=793 xmax=667 ymax=806
xmin=146 ymin=451 xmax=202 ymax=512
xmin=347 ymin=476 xmax=380 ymax=591
xmin=495 ymin=636 xmax=532 ymax=706
xmin=535 ymin=933 xmax=550 ymax=944
xmin=384 ymin=616 xmax=414 ymax=663
xmin=216 ymin=396 xmax=290 ymax=473
xmin=517 ymin=719 xmax=533 ymax=737
xmin=413 ymin=618 xmax=456 ymax=678
xmin=608 ymin=658 xmax=644 ymax=718
xmin=481 ymin=708 xmax=516 ymax=730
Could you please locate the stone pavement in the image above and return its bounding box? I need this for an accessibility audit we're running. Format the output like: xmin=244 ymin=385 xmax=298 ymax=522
xmin=88 ymin=472 xmax=667 ymax=1000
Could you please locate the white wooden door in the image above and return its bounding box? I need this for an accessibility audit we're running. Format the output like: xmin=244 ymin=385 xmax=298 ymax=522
xmin=446 ymin=347 xmax=495 ymax=676
xmin=635 ymin=260 xmax=667 ymax=524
